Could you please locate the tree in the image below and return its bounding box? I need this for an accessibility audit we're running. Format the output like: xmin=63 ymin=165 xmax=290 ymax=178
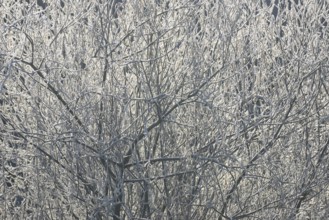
xmin=1 ymin=0 xmax=329 ymax=219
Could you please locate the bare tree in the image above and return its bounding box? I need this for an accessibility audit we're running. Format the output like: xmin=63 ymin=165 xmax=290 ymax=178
xmin=1 ymin=0 xmax=329 ymax=219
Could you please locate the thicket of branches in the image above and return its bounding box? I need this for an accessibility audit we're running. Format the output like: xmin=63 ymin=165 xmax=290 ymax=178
xmin=1 ymin=0 xmax=329 ymax=219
